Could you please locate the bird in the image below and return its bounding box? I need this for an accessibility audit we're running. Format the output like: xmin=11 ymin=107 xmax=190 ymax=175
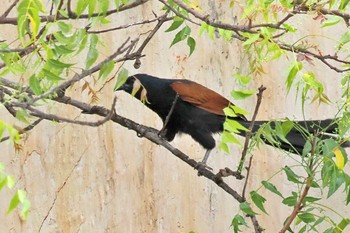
xmin=116 ymin=73 xmax=348 ymax=164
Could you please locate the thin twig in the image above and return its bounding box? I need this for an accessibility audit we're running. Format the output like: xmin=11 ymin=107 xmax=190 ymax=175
xmin=279 ymin=131 xmax=317 ymax=233
xmin=0 ymin=119 xmax=43 ymax=143
xmin=1 ymin=0 xmax=20 ymax=18
xmin=237 ymin=85 xmax=266 ymax=174
xmin=14 ymin=97 xmax=117 ymax=127
xmin=88 ymin=16 xmax=173 ymax=34
xmin=159 ymin=94 xmax=179 ymax=137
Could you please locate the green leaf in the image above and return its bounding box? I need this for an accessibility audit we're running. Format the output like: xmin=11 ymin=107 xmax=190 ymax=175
xmin=250 ymin=191 xmax=268 ymax=214
xmin=303 ymin=196 xmax=321 ymax=204
xmin=231 ymin=90 xmax=255 ymax=100
xmin=286 ymin=61 xmax=302 ymax=92
xmin=187 ymin=36 xmax=196 ymax=56
xmin=282 ymin=193 xmax=298 ymax=206
xmin=339 ymin=0 xmax=350 ymax=9
xmin=283 ymin=166 xmax=302 ymax=184
xmin=242 ymin=33 xmax=260 ymax=46
xmin=298 ymin=212 xmax=316 ymax=223
xmin=88 ymin=0 xmax=96 ymax=15
xmin=335 ymin=218 xmax=350 ymax=232
xmin=231 ymin=214 xmax=248 ymax=233
xmin=165 ymin=17 xmax=184 ymax=32
xmin=261 ymin=180 xmax=283 ymax=198
xmin=7 ymin=190 xmax=27 ymax=214
xmin=16 ymin=109 xmax=30 ymax=124
xmin=86 ymin=34 xmax=99 ymax=69
xmin=57 ymin=21 xmax=72 ymax=33
xmin=282 ymin=23 xmax=297 ymax=32
xmin=170 ymin=26 xmax=191 ymax=47
xmin=46 ymin=59 xmax=74 ymax=69
xmin=240 ymin=202 xmax=257 ymax=216
xmin=76 ymin=0 xmax=89 ymax=16
xmin=29 ymin=74 xmax=42 ymax=95
xmin=0 ymin=121 xmax=6 ymax=140
xmin=221 ymin=131 xmax=241 ymax=145
xmin=321 ymin=16 xmax=341 ymax=28
xmin=218 ymin=28 xmax=233 ymax=41
xmin=339 ymin=31 xmax=350 ymax=47
xmin=113 ymin=68 xmax=129 ymax=90
xmin=219 ymin=142 xmax=230 ymax=153
xmin=224 ymin=119 xmax=248 ymax=133
xmin=232 ymin=74 xmax=251 ymax=85
xmin=99 ymin=60 xmax=115 ymax=80
xmin=42 ymin=69 xmax=64 ymax=82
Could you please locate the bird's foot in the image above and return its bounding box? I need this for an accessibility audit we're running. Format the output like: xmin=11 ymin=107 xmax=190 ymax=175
xmin=196 ymin=161 xmax=213 ymax=176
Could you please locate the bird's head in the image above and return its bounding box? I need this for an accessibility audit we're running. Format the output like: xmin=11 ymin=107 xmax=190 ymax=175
xmin=116 ymin=74 xmax=149 ymax=103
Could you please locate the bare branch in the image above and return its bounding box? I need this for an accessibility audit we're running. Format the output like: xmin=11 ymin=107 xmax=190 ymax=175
xmin=237 ymin=86 xmax=266 ymax=175
xmin=88 ymin=16 xmax=173 ymax=34
xmin=54 ymin=94 xmax=245 ymax=202
xmin=1 ymin=0 xmax=20 ymax=18
xmin=12 ymin=97 xmax=117 ymax=127
xmin=158 ymin=0 xmax=200 ymax=26
xmin=0 ymin=0 xmax=150 ymax=25
xmin=0 ymin=119 xmax=43 ymax=143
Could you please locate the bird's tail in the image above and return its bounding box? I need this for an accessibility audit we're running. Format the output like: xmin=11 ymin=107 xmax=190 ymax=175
xmin=236 ymin=119 xmax=349 ymax=154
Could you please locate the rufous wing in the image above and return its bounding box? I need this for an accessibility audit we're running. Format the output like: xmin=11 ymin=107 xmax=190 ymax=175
xmin=170 ymin=81 xmax=231 ymax=116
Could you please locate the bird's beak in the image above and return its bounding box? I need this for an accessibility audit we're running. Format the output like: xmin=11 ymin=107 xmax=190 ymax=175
xmin=115 ymin=82 xmax=132 ymax=93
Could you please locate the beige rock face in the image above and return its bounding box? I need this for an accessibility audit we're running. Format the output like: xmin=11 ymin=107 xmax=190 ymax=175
xmin=0 ymin=1 xmax=349 ymax=232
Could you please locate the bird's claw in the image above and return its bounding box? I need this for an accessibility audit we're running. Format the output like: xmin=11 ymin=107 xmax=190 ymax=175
xmin=196 ymin=162 xmax=213 ymax=176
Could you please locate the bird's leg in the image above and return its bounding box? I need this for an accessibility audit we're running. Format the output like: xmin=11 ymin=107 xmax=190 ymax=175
xmin=201 ymin=149 xmax=212 ymax=164
xmin=159 ymin=94 xmax=179 ymax=137
xmin=196 ymin=150 xmax=213 ymax=174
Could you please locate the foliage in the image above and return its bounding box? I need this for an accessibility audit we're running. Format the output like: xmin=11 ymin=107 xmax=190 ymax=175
xmin=0 ymin=0 xmax=350 ymax=232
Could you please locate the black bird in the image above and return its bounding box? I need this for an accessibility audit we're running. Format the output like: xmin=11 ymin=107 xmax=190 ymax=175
xmin=117 ymin=73 xmax=347 ymax=163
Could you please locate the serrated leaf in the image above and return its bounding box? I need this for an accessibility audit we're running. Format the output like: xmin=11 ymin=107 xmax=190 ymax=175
xmin=231 ymin=89 xmax=255 ymax=100
xmin=7 ymin=190 xmax=26 ymax=214
xmin=187 ymin=36 xmax=196 ymax=56
xmin=282 ymin=193 xmax=298 ymax=206
xmin=286 ymin=61 xmax=302 ymax=92
xmin=340 ymin=31 xmax=350 ymax=47
xmin=42 ymin=69 xmax=64 ymax=81
xmin=240 ymin=202 xmax=257 ymax=216
xmin=221 ymin=131 xmax=241 ymax=145
xmin=29 ymin=74 xmax=42 ymax=95
xmin=303 ymin=196 xmax=321 ymax=203
xmin=165 ymin=17 xmax=184 ymax=32
xmin=339 ymin=0 xmax=350 ymax=9
xmin=170 ymin=26 xmax=191 ymax=47
xmin=242 ymin=33 xmax=260 ymax=46
xmin=46 ymin=59 xmax=74 ymax=69
xmin=16 ymin=109 xmax=30 ymax=124
xmin=282 ymin=23 xmax=297 ymax=32
xmin=321 ymin=16 xmax=341 ymax=28
xmin=231 ymin=214 xmax=248 ymax=233
xmin=76 ymin=0 xmax=89 ymax=16
xmin=232 ymin=74 xmax=251 ymax=85
xmin=298 ymin=212 xmax=316 ymax=223
xmin=261 ymin=180 xmax=283 ymax=198
xmin=250 ymin=191 xmax=268 ymax=214
xmin=57 ymin=21 xmax=72 ymax=33
xmin=283 ymin=166 xmax=302 ymax=184
xmin=99 ymin=60 xmax=115 ymax=80
xmin=0 ymin=121 xmax=6 ymax=140
xmin=86 ymin=34 xmax=99 ymax=69
xmin=113 ymin=68 xmax=128 ymax=90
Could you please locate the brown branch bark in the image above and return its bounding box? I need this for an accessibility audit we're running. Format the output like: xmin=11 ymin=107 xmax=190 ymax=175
xmin=237 ymin=85 xmax=266 ymax=175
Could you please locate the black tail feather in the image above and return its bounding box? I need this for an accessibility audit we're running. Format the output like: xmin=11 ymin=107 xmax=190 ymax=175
xmin=237 ymin=119 xmax=349 ymax=154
